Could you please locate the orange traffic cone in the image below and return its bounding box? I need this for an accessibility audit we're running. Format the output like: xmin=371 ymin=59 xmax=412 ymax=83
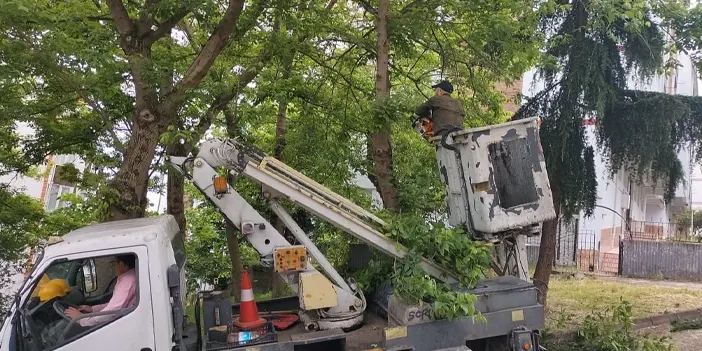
xmin=233 ymin=271 xmax=266 ymax=330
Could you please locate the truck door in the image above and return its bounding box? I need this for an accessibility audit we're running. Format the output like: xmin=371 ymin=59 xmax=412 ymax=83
xmin=55 ymin=245 xmax=156 ymax=351
xmin=6 ymin=246 xmax=157 ymax=351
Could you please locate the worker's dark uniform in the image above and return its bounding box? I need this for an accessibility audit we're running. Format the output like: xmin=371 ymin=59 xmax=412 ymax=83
xmin=414 ymin=94 xmax=465 ymax=136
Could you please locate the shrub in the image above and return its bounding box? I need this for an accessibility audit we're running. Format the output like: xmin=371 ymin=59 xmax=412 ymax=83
xmin=548 ymin=299 xmax=675 ymax=351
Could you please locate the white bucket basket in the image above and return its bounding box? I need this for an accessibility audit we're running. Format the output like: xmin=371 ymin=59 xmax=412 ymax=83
xmin=435 ymin=117 xmax=556 ymax=234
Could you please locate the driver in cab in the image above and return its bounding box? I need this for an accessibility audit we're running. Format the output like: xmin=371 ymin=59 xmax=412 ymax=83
xmin=64 ymin=254 xmax=136 ymax=327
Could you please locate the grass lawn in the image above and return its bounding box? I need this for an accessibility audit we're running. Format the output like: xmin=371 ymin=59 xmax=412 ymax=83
xmin=546 ymin=274 xmax=702 ymax=330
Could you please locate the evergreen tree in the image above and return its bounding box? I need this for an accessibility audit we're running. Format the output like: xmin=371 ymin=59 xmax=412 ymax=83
xmin=515 ymin=0 xmax=702 ymax=304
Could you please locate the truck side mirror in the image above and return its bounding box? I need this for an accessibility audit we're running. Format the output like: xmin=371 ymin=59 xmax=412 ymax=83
xmin=81 ymin=259 xmax=98 ymax=293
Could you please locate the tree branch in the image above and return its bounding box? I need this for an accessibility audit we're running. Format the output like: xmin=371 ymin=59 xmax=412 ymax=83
xmin=178 ymin=19 xmax=201 ymax=52
xmin=231 ymin=0 xmax=270 ymax=42
xmin=35 ymin=53 xmax=128 ymax=153
xmin=223 ymin=104 xmax=243 ymax=137
xmin=27 ymin=98 xmax=80 ymax=118
xmin=355 ymin=0 xmax=378 ymax=15
xmin=136 ymin=9 xmax=156 ymax=36
xmin=209 ymin=49 xmax=276 ymax=113
xmin=144 ymin=0 xmax=161 ymax=14
xmin=511 ymin=79 xmax=564 ymax=121
xmin=300 ymin=49 xmax=365 ymax=103
xmin=87 ymin=15 xmax=114 ymax=22
xmin=163 ymin=0 xmax=247 ymax=107
xmin=149 ymin=147 xmax=165 ymax=179
xmin=105 ymin=0 xmax=134 ymax=36
xmin=387 ymin=60 xmax=430 ymax=99
xmin=146 ymin=7 xmax=191 ymax=45
xmin=398 ymin=0 xmax=442 ymax=15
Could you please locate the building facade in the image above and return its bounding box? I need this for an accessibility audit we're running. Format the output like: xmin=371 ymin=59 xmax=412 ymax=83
xmin=523 ymin=49 xmax=700 ymax=272
xmin=0 ymin=122 xmax=87 ymax=211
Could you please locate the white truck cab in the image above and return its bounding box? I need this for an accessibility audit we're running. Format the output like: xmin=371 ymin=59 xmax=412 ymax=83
xmin=0 ymin=216 xmax=188 ymax=351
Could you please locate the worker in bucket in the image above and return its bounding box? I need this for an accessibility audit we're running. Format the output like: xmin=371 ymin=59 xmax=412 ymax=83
xmin=413 ymin=80 xmax=465 ymax=139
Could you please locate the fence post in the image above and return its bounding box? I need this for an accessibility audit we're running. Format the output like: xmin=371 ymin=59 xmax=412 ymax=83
xmin=556 ymin=218 xmax=561 ymax=267
xmin=618 ymin=239 xmax=624 ymax=276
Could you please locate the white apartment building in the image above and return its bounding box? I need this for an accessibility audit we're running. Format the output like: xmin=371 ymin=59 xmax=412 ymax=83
xmin=689 ymin=166 xmax=702 ymax=209
xmin=0 ymin=123 xmax=87 ymax=212
xmin=522 ymin=48 xmax=701 ymax=273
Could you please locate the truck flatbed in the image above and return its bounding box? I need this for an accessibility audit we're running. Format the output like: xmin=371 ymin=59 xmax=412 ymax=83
xmin=278 ymin=312 xmax=386 ymax=351
xmin=217 ymin=296 xmax=386 ymax=351
xmin=207 ymin=276 xmax=544 ymax=351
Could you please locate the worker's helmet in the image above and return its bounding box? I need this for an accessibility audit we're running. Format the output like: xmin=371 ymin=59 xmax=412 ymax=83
xmin=38 ymin=279 xmax=72 ymax=302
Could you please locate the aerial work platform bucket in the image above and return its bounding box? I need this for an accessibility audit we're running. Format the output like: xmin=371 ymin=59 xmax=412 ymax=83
xmin=433 ymin=117 xmax=556 ymax=237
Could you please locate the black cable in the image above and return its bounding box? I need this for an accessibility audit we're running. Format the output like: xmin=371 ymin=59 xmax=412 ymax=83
xmin=439 ymin=127 xmax=463 ymax=152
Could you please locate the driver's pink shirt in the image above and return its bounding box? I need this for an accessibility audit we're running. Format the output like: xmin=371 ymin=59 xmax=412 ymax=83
xmin=79 ymin=269 xmax=137 ymax=327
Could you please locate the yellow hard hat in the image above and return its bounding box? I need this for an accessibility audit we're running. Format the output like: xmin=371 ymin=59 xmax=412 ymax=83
xmin=38 ymin=279 xmax=72 ymax=302
xmin=30 ymin=274 xmax=51 ymax=298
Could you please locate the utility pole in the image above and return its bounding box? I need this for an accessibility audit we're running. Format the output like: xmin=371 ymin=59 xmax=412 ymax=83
xmin=690 ymin=146 xmax=694 ymax=237
xmin=692 ymin=54 xmax=699 ymax=237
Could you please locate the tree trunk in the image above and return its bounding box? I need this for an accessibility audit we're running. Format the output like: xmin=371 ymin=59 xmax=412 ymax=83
xmin=533 ymin=187 xmax=560 ymax=305
xmin=271 ymin=87 xmax=291 ymax=298
xmin=371 ymin=0 xmax=399 ymax=212
xmin=109 ymin=106 xmax=169 ymax=220
xmin=270 ymin=204 xmax=287 ymax=298
xmin=166 ymin=142 xmax=189 ymax=234
xmin=270 ymin=216 xmax=287 ymax=297
xmin=370 ymin=131 xmax=397 ymax=211
xmin=274 ymin=100 xmax=288 ymax=160
xmin=365 ymin=137 xmax=379 ymax=191
xmin=533 ymin=0 xmax=586 ymax=306
xmin=104 ymin=0 xmax=246 ymax=222
xmin=225 ymin=221 xmax=244 ymax=302
xmin=534 ymin=218 xmax=557 ymax=305
xmin=221 ymin=99 xmax=248 ymax=300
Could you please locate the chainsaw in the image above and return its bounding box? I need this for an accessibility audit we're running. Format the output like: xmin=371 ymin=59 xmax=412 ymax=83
xmin=411 ymin=115 xmax=434 ymax=140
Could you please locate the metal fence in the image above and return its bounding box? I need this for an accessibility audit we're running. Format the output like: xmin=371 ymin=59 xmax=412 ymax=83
xmin=525 ymin=219 xmax=702 ymax=280
xmin=621 ymin=239 xmax=702 ymax=281
xmin=526 ymin=227 xmax=623 ymax=275
xmin=616 ymin=220 xmax=702 ymax=280
xmin=629 ymin=220 xmax=702 ymax=243
xmin=526 ymin=219 xmax=584 ymax=270
xmin=576 ymin=230 xmax=597 ymax=272
xmin=555 ymin=221 xmax=578 ymax=266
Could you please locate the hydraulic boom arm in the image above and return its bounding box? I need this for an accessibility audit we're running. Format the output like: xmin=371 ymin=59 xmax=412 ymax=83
xmin=167 ymin=138 xmax=458 ymax=331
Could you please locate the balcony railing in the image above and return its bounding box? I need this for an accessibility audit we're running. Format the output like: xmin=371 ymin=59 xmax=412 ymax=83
xmin=628 ymin=220 xmax=702 ymax=243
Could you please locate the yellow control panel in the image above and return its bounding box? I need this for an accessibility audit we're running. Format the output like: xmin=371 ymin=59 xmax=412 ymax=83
xmin=274 ymin=245 xmax=308 ymax=272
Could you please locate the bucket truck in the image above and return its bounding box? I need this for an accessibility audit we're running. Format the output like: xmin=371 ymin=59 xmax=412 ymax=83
xmin=0 ymin=117 xmax=554 ymax=351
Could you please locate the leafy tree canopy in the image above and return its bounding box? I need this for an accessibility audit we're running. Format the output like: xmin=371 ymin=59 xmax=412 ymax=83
xmin=515 ymin=0 xmax=671 ymax=218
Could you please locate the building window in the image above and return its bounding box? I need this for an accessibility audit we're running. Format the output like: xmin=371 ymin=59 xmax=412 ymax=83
xmin=53 ymin=154 xmax=79 ymax=166
xmin=45 ymin=154 xmax=83 ymax=211
xmin=46 ymin=183 xmax=76 ymax=211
